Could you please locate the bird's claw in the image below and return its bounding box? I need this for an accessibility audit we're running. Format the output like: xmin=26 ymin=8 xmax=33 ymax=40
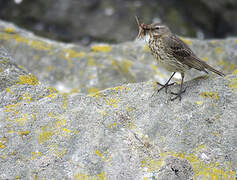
xmin=157 ymin=82 xmax=175 ymax=93
xmin=170 ymin=87 xmax=187 ymax=101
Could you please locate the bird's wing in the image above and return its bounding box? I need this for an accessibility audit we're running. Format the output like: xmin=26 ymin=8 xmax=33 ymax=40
xmin=163 ymin=35 xmax=207 ymax=72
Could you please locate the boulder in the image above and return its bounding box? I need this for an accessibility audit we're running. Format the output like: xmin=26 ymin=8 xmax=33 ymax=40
xmin=0 ymin=47 xmax=236 ymax=179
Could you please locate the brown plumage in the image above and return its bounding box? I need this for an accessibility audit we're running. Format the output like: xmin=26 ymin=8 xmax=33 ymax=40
xmin=135 ymin=16 xmax=225 ymax=101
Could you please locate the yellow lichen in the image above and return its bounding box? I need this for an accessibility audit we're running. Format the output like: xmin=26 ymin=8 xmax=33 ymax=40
xmin=15 ymin=114 xmax=28 ymax=126
xmin=144 ymin=44 xmax=150 ymax=52
xmin=97 ymin=172 xmax=106 ymax=180
xmin=141 ymin=149 xmax=235 ymax=179
xmin=228 ymin=78 xmax=237 ymax=90
xmin=17 ymin=65 xmax=23 ymax=69
xmin=62 ymin=94 xmax=68 ymax=110
xmin=13 ymin=34 xmax=29 ymax=44
xmin=120 ymin=59 xmax=133 ymax=73
xmin=38 ymin=126 xmax=54 ymax=144
xmin=88 ymin=57 xmax=96 ymax=66
xmin=98 ymin=109 xmax=107 ymax=117
xmin=179 ymin=37 xmax=192 ymax=45
xmin=215 ymin=47 xmax=223 ymax=54
xmin=0 ymin=142 xmax=5 ymax=149
xmin=74 ymin=173 xmax=89 ymax=180
xmin=56 ymin=118 xmax=66 ymax=127
xmin=3 ymin=27 xmax=15 ymax=33
xmin=195 ymin=101 xmax=203 ymax=106
xmin=88 ymin=91 xmax=103 ymax=98
xmin=200 ymin=92 xmax=219 ymax=100
xmin=45 ymin=87 xmax=58 ymax=99
xmin=4 ymin=103 xmax=21 ymax=115
xmin=62 ymin=128 xmax=72 ymax=134
xmin=108 ymin=122 xmax=120 ymax=129
xmin=6 ymin=87 xmax=13 ymax=94
xmin=18 ymin=130 xmax=30 ymax=136
xmin=110 ymin=59 xmax=135 ymax=82
xmin=70 ymin=88 xmax=79 ymax=94
xmin=201 ymin=57 xmax=208 ymax=62
xmin=125 ymin=106 xmax=134 ymax=112
xmin=94 ymin=149 xmax=112 ymax=162
xmin=49 ymin=145 xmax=66 ymax=158
xmin=141 ymin=159 xmax=163 ymax=171
xmin=22 ymin=93 xmax=32 ymax=103
xmin=29 ymin=40 xmax=52 ymax=51
xmin=60 ymin=49 xmax=86 ymax=68
xmin=210 ymin=40 xmax=216 ymax=45
xmin=31 ymin=151 xmax=42 ymax=160
xmin=108 ymin=86 xmax=123 ymax=92
xmin=232 ymin=69 xmax=237 ymax=75
xmin=91 ymin=45 xmax=111 ymax=53
xmin=0 ymin=31 xmax=54 ymax=51
xmin=64 ymin=49 xmax=86 ymax=58
xmin=88 ymin=88 xmax=99 ymax=94
xmin=74 ymin=172 xmax=106 ymax=180
xmin=18 ymin=74 xmax=39 ymax=85
xmin=217 ymin=59 xmax=235 ymax=71
xmin=105 ymin=98 xmax=119 ymax=108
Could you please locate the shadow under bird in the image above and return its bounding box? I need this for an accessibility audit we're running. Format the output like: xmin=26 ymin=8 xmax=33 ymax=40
xmin=135 ymin=16 xmax=225 ymax=101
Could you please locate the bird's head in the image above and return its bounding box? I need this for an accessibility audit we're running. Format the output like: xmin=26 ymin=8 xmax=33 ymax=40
xmin=135 ymin=16 xmax=171 ymax=40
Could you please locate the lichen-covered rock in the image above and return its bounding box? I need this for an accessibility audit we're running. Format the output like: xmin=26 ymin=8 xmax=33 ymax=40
xmin=0 ymin=47 xmax=236 ymax=179
xmin=1 ymin=20 xmax=237 ymax=95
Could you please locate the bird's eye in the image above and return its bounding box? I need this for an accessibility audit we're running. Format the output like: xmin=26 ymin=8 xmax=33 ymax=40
xmin=155 ymin=26 xmax=160 ymax=30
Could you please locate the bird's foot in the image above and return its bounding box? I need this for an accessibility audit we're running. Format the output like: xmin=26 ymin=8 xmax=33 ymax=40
xmin=171 ymin=87 xmax=187 ymax=101
xmin=157 ymin=82 xmax=175 ymax=93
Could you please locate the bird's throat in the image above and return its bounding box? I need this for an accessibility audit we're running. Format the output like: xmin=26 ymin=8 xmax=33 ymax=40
xmin=145 ymin=33 xmax=150 ymax=43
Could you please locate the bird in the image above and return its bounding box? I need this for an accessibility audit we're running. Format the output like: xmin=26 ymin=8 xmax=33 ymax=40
xmin=135 ymin=16 xmax=225 ymax=101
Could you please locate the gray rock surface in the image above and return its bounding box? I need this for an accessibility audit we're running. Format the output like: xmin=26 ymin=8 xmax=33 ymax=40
xmin=0 ymin=0 xmax=237 ymax=43
xmin=0 ymin=47 xmax=236 ymax=179
xmin=1 ymin=20 xmax=237 ymax=95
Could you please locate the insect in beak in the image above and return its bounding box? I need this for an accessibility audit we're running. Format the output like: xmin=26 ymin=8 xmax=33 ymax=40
xmin=135 ymin=16 xmax=152 ymax=40
xmin=135 ymin=16 xmax=143 ymax=39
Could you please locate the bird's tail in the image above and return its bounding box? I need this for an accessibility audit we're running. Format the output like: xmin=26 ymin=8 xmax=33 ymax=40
xmin=203 ymin=62 xmax=225 ymax=77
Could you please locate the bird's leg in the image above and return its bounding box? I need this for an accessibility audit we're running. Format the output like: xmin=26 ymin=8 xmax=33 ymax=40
xmin=157 ymin=72 xmax=176 ymax=93
xmin=171 ymin=73 xmax=186 ymax=101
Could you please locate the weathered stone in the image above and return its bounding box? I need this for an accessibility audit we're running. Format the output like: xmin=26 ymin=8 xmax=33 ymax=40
xmin=0 ymin=47 xmax=236 ymax=179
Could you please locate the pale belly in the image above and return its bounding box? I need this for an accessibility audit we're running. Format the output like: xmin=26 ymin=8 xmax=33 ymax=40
xmin=147 ymin=37 xmax=190 ymax=73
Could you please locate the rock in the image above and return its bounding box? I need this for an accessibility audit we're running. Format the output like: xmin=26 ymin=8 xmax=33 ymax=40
xmin=0 ymin=47 xmax=236 ymax=179
xmin=1 ymin=20 xmax=237 ymax=95
xmin=155 ymin=156 xmax=193 ymax=180
xmin=0 ymin=0 xmax=237 ymax=43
